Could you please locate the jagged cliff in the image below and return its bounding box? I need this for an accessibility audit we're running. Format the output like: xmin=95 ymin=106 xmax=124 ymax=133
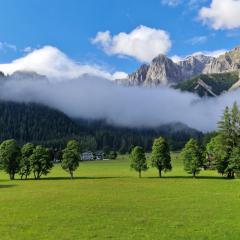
xmin=118 ymin=46 xmax=240 ymax=87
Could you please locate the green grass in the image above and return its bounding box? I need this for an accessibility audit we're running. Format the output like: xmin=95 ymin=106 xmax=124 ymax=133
xmin=1 ymin=153 xmax=240 ymax=240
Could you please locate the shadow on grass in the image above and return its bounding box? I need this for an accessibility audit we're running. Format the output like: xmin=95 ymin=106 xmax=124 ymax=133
xmin=0 ymin=184 xmax=16 ymax=188
xmin=16 ymin=176 xmax=129 ymax=181
xmin=17 ymin=176 xmax=230 ymax=181
xmin=147 ymin=176 xmax=226 ymax=180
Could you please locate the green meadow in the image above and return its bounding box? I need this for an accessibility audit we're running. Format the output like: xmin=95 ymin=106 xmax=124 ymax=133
xmin=1 ymin=153 xmax=240 ymax=240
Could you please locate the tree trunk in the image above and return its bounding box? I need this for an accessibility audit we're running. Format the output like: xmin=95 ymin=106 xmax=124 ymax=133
xmin=9 ymin=172 xmax=15 ymax=180
xmin=227 ymin=171 xmax=233 ymax=179
xmin=70 ymin=171 xmax=74 ymax=179
xmin=139 ymin=170 xmax=141 ymax=178
xmin=227 ymin=171 xmax=235 ymax=179
xmin=193 ymin=171 xmax=196 ymax=178
xmin=158 ymin=169 xmax=162 ymax=178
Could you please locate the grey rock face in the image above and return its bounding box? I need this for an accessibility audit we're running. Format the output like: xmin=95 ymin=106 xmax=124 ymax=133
xmin=128 ymin=64 xmax=150 ymax=86
xmin=178 ymin=55 xmax=214 ymax=81
xmin=119 ymin=46 xmax=240 ymax=86
xmin=144 ymin=55 xmax=181 ymax=85
xmin=0 ymin=70 xmax=48 ymax=84
xmin=204 ymin=46 xmax=240 ymax=74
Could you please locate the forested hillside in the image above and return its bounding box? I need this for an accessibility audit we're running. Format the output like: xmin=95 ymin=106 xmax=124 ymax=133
xmin=0 ymin=101 xmax=81 ymax=144
xmin=0 ymin=101 xmax=202 ymax=151
xmin=175 ymin=72 xmax=239 ymax=97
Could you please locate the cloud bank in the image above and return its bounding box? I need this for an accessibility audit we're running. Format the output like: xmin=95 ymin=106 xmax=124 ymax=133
xmin=199 ymin=0 xmax=240 ymax=30
xmin=92 ymin=25 xmax=172 ymax=62
xmin=0 ymin=73 xmax=239 ymax=132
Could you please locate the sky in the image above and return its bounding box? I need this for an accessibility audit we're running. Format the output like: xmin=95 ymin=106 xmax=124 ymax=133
xmin=1 ymin=0 xmax=240 ymax=75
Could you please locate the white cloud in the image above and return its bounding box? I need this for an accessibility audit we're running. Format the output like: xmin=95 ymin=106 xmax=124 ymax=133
xmin=191 ymin=49 xmax=227 ymax=58
xmin=199 ymin=0 xmax=240 ymax=30
xmin=171 ymin=49 xmax=227 ymax=63
xmin=171 ymin=55 xmax=184 ymax=63
xmin=112 ymin=71 xmax=128 ymax=79
xmin=92 ymin=25 xmax=172 ymax=63
xmin=0 ymin=46 xmax=126 ymax=81
xmin=161 ymin=0 xmax=207 ymax=9
xmin=0 ymin=42 xmax=17 ymax=51
xmin=23 ymin=46 xmax=34 ymax=53
xmin=186 ymin=36 xmax=208 ymax=45
xmin=188 ymin=0 xmax=208 ymax=9
xmin=161 ymin=0 xmax=182 ymax=6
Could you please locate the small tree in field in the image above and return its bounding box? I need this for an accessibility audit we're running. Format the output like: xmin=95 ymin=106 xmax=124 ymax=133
xmin=181 ymin=139 xmax=202 ymax=178
xmin=19 ymin=143 xmax=34 ymax=180
xmin=30 ymin=145 xmax=53 ymax=180
xmin=130 ymin=146 xmax=148 ymax=178
xmin=67 ymin=140 xmax=81 ymax=153
xmin=0 ymin=139 xmax=21 ymax=180
xmin=61 ymin=140 xmax=81 ymax=179
xmin=206 ymin=135 xmax=228 ymax=174
xmin=151 ymin=137 xmax=172 ymax=177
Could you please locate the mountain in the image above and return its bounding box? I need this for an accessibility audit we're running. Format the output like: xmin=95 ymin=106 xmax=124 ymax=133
xmin=118 ymin=46 xmax=240 ymax=87
xmin=205 ymin=46 xmax=240 ymax=74
xmin=0 ymin=70 xmax=48 ymax=83
xmin=175 ymin=72 xmax=239 ymax=97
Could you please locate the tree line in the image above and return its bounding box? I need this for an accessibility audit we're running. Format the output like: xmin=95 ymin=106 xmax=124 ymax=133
xmin=0 ymin=102 xmax=239 ymax=180
xmin=130 ymin=102 xmax=240 ymax=179
xmin=0 ymin=139 xmax=83 ymax=180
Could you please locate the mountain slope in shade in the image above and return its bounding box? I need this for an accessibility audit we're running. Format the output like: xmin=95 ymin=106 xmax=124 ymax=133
xmin=0 ymin=101 xmax=81 ymax=144
xmin=0 ymin=101 xmax=202 ymax=150
xmin=174 ymin=72 xmax=239 ymax=97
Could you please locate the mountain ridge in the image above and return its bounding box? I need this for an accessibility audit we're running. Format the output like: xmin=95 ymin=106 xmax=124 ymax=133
xmin=118 ymin=46 xmax=240 ymax=88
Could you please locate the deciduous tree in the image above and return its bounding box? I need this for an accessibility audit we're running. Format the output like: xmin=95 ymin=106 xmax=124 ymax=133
xmin=61 ymin=140 xmax=81 ymax=178
xmin=151 ymin=137 xmax=172 ymax=177
xmin=0 ymin=139 xmax=21 ymax=180
xmin=30 ymin=145 xmax=53 ymax=179
xmin=19 ymin=143 xmax=34 ymax=180
xmin=130 ymin=146 xmax=148 ymax=178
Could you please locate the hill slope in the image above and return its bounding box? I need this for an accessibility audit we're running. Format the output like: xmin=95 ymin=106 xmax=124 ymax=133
xmin=0 ymin=101 xmax=202 ymax=151
xmin=174 ymin=72 xmax=239 ymax=97
xmin=0 ymin=101 xmax=81 ymax=144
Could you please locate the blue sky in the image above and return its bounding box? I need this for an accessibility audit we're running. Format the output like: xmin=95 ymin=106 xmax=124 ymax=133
xmin=0 ymin=0 xmax=240 ymax=74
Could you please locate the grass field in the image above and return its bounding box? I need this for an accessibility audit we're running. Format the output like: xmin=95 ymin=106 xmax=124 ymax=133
xmin=1 ymin=153 xmax=240 ymax=240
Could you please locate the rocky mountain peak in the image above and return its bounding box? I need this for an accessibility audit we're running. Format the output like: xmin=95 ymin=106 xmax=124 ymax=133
xmin=118 ymin=45 xmax=240 ymax=87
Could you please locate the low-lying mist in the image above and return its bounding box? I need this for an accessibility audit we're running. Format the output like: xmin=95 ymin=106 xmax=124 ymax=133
xmin=0 ymin=75 xmax=239 ymax=132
